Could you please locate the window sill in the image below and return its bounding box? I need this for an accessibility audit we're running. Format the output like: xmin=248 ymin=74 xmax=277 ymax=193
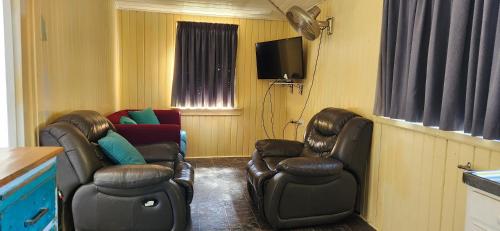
xmin=373 ymin=116 xmax=500 ymax=151
xmin=177 ymin=108 xmax=243 ymax=116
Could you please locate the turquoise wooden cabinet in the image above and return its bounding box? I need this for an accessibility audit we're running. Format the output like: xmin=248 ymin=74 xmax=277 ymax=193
xmin=0 ymin=147 xmax=62 ymax=231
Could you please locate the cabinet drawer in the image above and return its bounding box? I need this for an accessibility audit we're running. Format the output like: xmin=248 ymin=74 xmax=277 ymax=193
xmin=0 ymin=176 xmax=56 ymax=231
xmin=466 ymin=188 xmax=500 ymax=231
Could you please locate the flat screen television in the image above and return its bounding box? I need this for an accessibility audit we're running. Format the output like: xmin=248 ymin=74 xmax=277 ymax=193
xmin=256 ymin=36 xmax=304 ymax=80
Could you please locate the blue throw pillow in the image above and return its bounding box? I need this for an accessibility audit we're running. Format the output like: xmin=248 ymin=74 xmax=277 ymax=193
xmin=98 ymin=130 xmax=146 ymax=165
xmin=180 ymin=130 xmax=187 ymax=157
xmin=128 ymin=108 xmax=160 ymax=124
xmin=120 ymin=116 xmax=137 ymax=125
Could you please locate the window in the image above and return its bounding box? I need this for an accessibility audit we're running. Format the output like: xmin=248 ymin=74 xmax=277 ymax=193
xmin=375 ymin=0 xmax=500 ymax=140
xmin=171 ymin=22 xmax=238 ymax=109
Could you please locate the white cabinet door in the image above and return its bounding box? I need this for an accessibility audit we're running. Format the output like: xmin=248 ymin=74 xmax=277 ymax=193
xmin=465 ymin=187 xmax=500 ymax=231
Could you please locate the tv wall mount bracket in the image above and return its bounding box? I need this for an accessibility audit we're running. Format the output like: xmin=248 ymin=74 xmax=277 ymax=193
xmin=271 ymin=81 xmax=304 ymax=95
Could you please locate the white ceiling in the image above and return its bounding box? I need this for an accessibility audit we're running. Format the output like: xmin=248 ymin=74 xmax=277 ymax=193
xmin=116 ymin=0 xmax=323 ymax=20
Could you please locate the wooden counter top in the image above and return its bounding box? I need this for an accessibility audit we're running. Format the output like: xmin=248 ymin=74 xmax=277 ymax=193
xmin=0 ymin=147 xmax=63 ymax=187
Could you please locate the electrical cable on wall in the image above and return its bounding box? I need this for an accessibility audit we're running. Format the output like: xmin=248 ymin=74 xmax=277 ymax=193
xmin=285 ymin=30 xmax=325 ymax=140
xmin=262 ymin=80 xmax=278 ymax=139
xmin=269 ymin=86 xmax=277 ymax=138
xmin=282 ymin=121 xmax=291 ymax=139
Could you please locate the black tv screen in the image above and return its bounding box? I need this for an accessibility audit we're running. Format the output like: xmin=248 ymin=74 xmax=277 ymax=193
xmin=256 ymin=37 xmax=304 ymax=80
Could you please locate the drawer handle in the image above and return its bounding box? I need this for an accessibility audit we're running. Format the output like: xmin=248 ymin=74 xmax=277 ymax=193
xmin=24 ymin=208 xmax=48 ymax=227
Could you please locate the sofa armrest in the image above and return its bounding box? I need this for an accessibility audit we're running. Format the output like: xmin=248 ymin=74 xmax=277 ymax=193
xmin=94 ymin=164 xmax=173 ymax=189
xmin=114 ymin=124 xmax=181 ymax=145
xmin=107 ymin=110 xmax=129 ymax=124
xmin=136 ymin=142 xmax=179 ymax=162
xmin=255 ymin=139 xmax=304 ymax=158
xmin=154 ymin=110 xmax=181 ymax=125
xmin=276 ymin=157 xmax=343 ymax=177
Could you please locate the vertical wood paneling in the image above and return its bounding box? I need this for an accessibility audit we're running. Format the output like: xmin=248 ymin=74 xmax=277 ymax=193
xmin=118 ymin=11 xmax=292 ymax=157
xmin=20 ymin=0 xmax=39 ymax=146
xmin=474 ymin=148 xmax=491 ymax=170
xmin=490 ymin=152 xmax=500 ymax=169
xmin=136 ymin=11 xmax=145 ymax=109
xmin=428 ymin=138 xmax=448 ymax=231
xmin=373 ymin=126 xmax=499 ymax=231
xmin=453 ymin=145 xmax=474 ymax=231
xmin=415 ymin=134 xmax=434 ymax=231
xmin=21 ymin=0 xmax=117 ymax=145
xmin=441 ymin=141 xmax=460 ymax=231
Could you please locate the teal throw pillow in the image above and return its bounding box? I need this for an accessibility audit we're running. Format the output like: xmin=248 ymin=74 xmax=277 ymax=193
xmin=128 ymin=108 xmax=160 ymax=124
xmin=120 ymin=116 xmax=137 ymax=125
xmin=98 ymin=130 xmax=146 ymax=165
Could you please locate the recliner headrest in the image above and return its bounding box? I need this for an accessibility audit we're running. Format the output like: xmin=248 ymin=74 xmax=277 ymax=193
xmin=55 ymin=110 xmax=114 ymax=142
xmin=312 ymin=108 xmax=357 ymax=136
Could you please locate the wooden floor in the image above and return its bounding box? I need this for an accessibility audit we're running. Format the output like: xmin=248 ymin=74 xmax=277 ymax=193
xmin=185 ymin=157 xmax=376 ymax=231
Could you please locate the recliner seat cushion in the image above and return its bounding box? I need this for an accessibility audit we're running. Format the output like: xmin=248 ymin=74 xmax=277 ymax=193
xmin=136 ymin=142 xmax=179 ymax=162
xmin=152 ymin=161 xmax=175 ymax=170
xmin=255 ymin=139 xmax=304 ymax=157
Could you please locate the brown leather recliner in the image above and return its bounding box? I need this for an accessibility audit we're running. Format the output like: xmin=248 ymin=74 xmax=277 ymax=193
xmin=246 ymin=108 xmax=373 ymax=229
xmin=39 ymin=111 xmax=194 ymax=231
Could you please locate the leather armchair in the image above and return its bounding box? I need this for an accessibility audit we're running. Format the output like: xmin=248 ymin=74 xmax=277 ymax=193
xmin=40 ymin=111 xmax=193 ymax=231
xmin=246 ymin=108 xmax=373 ymax=229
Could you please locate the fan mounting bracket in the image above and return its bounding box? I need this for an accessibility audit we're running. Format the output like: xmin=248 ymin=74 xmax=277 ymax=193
xmin=320 ymin=17 xmax=334 ymax=35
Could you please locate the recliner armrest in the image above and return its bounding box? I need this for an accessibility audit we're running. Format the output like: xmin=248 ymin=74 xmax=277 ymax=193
xmin=94 ymin=165 xmax=173 ymax=189
xmin=276 ymin=157 xmax=343 ymax=177
xmin=255 ymin=139 xmax=304 ymax=157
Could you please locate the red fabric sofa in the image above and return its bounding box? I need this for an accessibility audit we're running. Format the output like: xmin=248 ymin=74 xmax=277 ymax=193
xmin=107 ymin=109 xmax=181 ymax=145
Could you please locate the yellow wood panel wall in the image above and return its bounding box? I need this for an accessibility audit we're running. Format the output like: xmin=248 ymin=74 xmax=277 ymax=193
xmin=117 ymin=10 xmax=294 ymax=157
xmin=283 ymin=0 xmax=381 ymax=140
xmin=21 ymin=0 xmax=118 ymax=145
xmin=283 ymin=0 xmax=500 ymax=230
xmin=368 ymin=122 xmax=500 ymax=231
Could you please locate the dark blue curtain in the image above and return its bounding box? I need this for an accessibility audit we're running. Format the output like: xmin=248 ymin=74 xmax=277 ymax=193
xmin=171 ymin=22 xmax=238 ymax=108
xmin=375 ymin=0 xmax=500 ymax=140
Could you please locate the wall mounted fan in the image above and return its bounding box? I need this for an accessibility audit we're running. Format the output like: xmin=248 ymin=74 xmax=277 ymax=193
xmin=286 ymin=6 xmax=333 ymax=40
xmin=267 ymin=1 xmax=333 ymax=41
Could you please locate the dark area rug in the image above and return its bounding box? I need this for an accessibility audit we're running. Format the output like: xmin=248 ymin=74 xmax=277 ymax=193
xmin=186 ymin=157 xmax=376 ymax=231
